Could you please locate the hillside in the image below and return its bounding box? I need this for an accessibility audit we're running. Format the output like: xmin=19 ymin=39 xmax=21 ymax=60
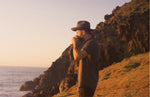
xmin=21 ymin=0 xmax=149 ymax=97
xmin=53 ymin=52 xmax=149 ymax=97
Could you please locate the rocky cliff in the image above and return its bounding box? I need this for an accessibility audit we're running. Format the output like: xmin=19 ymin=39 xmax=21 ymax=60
xmin=20 ymin=0 xmax=149 ymax=97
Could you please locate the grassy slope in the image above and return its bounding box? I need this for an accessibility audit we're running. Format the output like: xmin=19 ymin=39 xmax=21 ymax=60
xmin=53 ymin=52 xmax=149 ymax=97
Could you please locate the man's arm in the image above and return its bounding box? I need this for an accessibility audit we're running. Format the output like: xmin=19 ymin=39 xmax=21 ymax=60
xmin=72 ymin=37 xmax=88 ymax=61
xmin=73 ymin=46 xmax=88 ymax=61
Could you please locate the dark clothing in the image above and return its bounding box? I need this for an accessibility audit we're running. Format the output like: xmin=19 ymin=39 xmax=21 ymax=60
xmin=78 ymin=37 xmax=99 ymax=92
xmin=79 ymin=87 xmax=95 ymax=97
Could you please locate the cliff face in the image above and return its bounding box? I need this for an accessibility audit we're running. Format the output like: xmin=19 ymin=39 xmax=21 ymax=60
xmin=94 ymin=0 xmax=149 ymax=69
xmin=21 ymin=0 xmax=149 ymax=97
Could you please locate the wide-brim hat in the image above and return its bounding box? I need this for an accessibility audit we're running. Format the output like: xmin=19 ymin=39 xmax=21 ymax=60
xmin=71 ymin=21 xmax=94 ymax=31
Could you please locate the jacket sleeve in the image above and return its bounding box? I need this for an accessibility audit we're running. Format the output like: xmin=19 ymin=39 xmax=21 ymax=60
xmin=81 ymin=40 xmax=96 ymax=54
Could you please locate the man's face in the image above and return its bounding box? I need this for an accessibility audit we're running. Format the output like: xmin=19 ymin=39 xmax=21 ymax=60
xmin=76 ymin=30 xmax=86 ymax=38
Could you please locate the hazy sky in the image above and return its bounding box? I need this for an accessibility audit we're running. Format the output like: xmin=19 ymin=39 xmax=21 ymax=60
xmin=0 ymin=0 xmax=131 ymax=67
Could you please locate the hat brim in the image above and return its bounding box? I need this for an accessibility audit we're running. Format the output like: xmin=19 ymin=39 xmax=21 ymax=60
xmin=71 ymin=27 xmax=94 ymax=31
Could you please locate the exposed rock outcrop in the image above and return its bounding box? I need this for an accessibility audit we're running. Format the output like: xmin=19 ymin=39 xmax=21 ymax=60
xmin=21 ymin=0 xmax=149 ymax=96
xmin=20 ymin=81 xmax=36 ymax=91
xmin=93 ymin=0 xmax=149 ymax=69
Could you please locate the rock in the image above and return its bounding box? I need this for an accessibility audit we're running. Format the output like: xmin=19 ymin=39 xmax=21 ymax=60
xmin=59 ymin=76 xmax=77 ymax=93
xmin=22 ymin=92 xmax=35 ymax=97
xmin=20 ymin=81 xmax=36 ymax=91
xmin=104 ymin=14 xmax=112 ymax=20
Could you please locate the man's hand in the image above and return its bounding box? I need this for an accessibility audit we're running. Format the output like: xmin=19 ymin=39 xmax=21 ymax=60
xmin=72 ymin=36 xmax=80 ymax=47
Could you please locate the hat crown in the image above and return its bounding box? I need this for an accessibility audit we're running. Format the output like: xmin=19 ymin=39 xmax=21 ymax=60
xmin=77 ymin=21 xmax=90 ymax=29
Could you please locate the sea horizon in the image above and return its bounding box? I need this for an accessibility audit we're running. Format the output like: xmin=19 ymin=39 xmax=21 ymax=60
xmin=0 ymin=65 xmax=48 ymax=68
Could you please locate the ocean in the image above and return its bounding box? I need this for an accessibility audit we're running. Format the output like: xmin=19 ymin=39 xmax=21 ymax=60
xmin=0 ymin=66 xmax=47 ymax=97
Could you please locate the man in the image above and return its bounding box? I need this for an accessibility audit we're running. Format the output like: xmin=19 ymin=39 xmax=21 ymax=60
xmin=71 ymin=21 xmax=99 ymax=97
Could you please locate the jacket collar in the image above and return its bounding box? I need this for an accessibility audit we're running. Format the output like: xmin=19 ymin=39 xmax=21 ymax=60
xmin=82 ymin=33 xmax=93 ymax=43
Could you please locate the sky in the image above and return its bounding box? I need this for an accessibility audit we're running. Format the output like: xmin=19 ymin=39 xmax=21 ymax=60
xmin=0 ymin=0 xmax=131 ymax=67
